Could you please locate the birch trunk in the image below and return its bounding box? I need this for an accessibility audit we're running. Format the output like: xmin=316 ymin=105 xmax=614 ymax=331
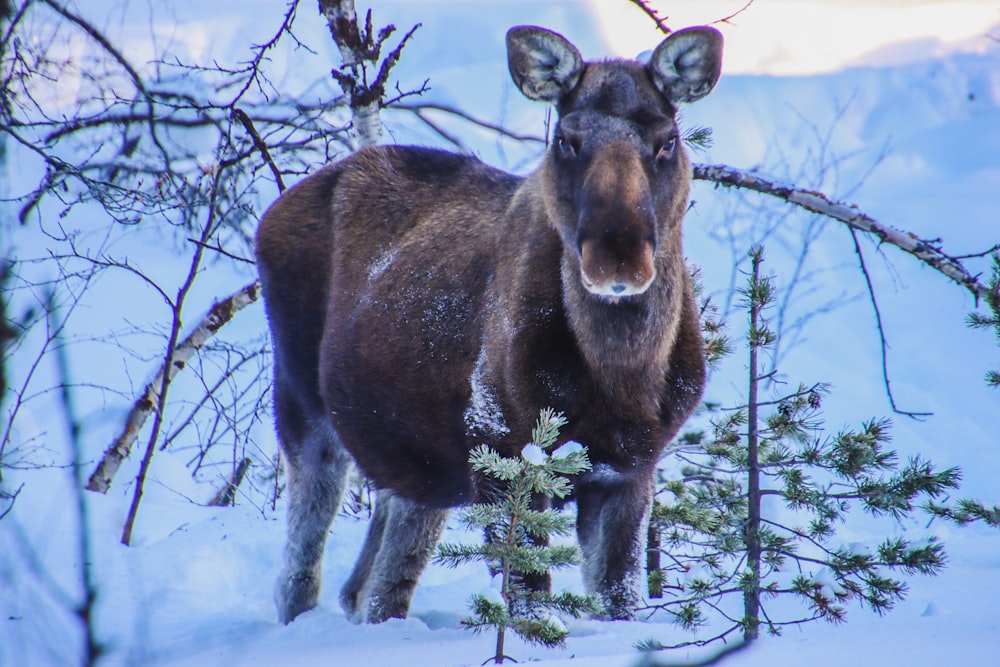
xmin=86 ymin=281 xmax=260 ymax=493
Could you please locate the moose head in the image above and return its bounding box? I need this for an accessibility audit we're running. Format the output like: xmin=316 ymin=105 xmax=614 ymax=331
xmin=508 ymin=26 xmax=722 ymax=299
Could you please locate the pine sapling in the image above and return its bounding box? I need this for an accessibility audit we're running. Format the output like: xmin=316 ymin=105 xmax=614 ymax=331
xmin=925 ymin=254 xmax=1000 ymax=529
xmin=966 ymin=252 xmax=1000 ymax=389
xmin=642 ymin=246 xmax=962 ymax=650
xmin=436 ymin=408 xmax=596 ymax=664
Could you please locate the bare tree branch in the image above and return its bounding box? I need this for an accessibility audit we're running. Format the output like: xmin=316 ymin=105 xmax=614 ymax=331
xmin=848 ymin=229 xmax=932 ymax=419
xmin=208 ymin=456 xmax=252 ymax=507
xmin=233 ymin=108 xmax=286 ymax=193
xmin=50 ymin=287 xmax=103 ymax=665
xmin=711 ymin=0 xmax=756 ymax=27
xmin=693 ymin=164 xmax=992 ymax=302
xmin=87 ymin=280 xmax=261 ymax=493
xmin=393 ymin=102 xmax=546 ymax=145
xmin=38 ymin=0 xmax=170 ymax=166
xmin=627 ymin=0 xmax=671 ymax=34
xmin=318 ymin=0 xmax=421 ymax=147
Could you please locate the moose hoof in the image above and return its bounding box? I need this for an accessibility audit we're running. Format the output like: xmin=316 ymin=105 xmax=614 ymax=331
xmin=342 ymin=582 xmax=416 ymax=624
xmin=364 ymin=592 xmax=412 ymax=624
xmin=339 ymin=582 xmax=363 ymax=621
xmin=597 ymin=587 xmax=639 ymax=621
xmin=276 ymin=572 xmax=320 ymax=625
xmin=602 ymin=605 xmax=637 ymax=621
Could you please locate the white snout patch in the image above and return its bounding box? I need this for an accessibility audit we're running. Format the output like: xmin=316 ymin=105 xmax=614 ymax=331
xmin=581 ymin=269 xmax=656 ymax=299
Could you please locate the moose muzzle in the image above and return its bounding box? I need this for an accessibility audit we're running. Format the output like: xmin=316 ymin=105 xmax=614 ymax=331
xmin=577 ymin=143 xmax=658 ymax=299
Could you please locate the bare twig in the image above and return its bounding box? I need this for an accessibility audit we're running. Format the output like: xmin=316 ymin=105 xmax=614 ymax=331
xmin=232 ymin=108 xmax=286 ymax=193
xmin=393 ymin=102 xmax=546 ymax=144
xmin=0 ymin=483 xmax=23 ymax=522
xmin=848 ymin=229 xmax=931 ymax=419
xmin=953 ymin=243 xmax=1000 ymax=260
xmin=318 ymin=0 xmax=422 ymax=147
xmin=87 ymin=280 xmax=261 ymax=494
xmin=38 ymin=0 xmax=170 ymax=166
xmin=711 ymin=0 xmax=756 ymax=27
xmin=229 ymin=0 xmax=304 ymax=104
xmin=694 ymin=164 xmax=991 ymax=302
xmin=628 ymin=0 xmax=671 ymax=34
xmin=50 ymin=288 xmax=103 ymax=665
xmin=186 ymin=237 xmax=256 ymax=265
xmin=162 ymin=344 xmax=267 ymax=452
xmin=208 ymin=456 xmax=252 ymax=507
xmin=120 ymin=171 xmax=231 ymax=545
xmin=407 ymin=108 xmax=465 ymax=151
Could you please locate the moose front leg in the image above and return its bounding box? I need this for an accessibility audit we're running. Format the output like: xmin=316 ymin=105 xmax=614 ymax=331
xmin=343 ymin=490 xmax=449 ymax=623
xmin=575 ymin=464 xmax=654 ymax=620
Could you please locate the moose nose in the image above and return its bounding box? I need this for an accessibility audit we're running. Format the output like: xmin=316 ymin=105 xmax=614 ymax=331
xmin=610 ymin=284 xmax=627 ymax=294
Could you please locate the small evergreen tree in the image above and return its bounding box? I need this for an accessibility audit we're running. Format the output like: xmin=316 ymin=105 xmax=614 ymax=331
xmin=642 ymin=247 xmax=961 ymax=649
xmin=925 ymin=253 xmax=1000 ymax=528
xmin=436 ymin=409 xmax=597 ymax=664
xmin=967 ymin=252 xmax=1000 ymax=390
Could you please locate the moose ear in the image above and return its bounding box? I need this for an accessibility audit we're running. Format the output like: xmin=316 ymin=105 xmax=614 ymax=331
xmin=506 ymin=25 xmax=584 ymax=102
xmin=648 ymin=26 xmax=723 ymax=104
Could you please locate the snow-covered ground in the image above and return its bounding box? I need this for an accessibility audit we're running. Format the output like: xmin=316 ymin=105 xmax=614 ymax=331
xmin=3 ymin=1 xmax=1000 ymax=666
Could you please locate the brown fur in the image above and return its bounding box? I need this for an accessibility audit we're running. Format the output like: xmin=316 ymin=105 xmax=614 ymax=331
xmin=259 ymin=24 xmax=722 ymax=623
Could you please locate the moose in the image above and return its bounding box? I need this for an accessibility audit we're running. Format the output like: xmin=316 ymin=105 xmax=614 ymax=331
xmin=256 ymin=24 xmax=723 ymax=625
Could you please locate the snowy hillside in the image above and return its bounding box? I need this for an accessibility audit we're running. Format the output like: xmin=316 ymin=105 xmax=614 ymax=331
xmin=2 ymin=2 xmax=999 ymax=666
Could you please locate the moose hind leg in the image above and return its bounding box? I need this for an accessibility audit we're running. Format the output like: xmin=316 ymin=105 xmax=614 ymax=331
xmin=575 ymin=465 xmax=654 ymax=620
xmin=339 ymin=488 xmax=393 ymax=621
xmin=275 ymin=421 xmax=354 ymax=624
xmin=349 ymin=490 xmax=449 ymax=623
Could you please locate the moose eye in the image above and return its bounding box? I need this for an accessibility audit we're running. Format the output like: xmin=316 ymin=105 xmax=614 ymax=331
xmin=655 ymin=136 xmax=678 ymax=162
xmin=555 ymin=135 xmax=578 ymax=159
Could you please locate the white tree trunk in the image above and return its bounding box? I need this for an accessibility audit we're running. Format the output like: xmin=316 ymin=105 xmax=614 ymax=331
xmin=87 ymin=281 xmax=260 ymax=493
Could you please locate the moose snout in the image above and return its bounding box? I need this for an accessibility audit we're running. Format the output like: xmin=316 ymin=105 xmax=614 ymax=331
xmin=574 ymin=140 xmax=661 ymax=300
xmin=579 ymin=235 xmax=657 ymax=299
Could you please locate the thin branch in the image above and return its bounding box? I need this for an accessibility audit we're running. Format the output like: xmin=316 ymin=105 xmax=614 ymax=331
xmin=0 ymin=484 xmax=23 ymax=522
xmin=392 ymin=102 xmax=546 ymax=144
xmin=953 ymin=243 xmax=1000 ymax=260
xmin=627 ymin=0 xmax=671 ymax=34
xmin=711 ymin=0 xmax=755 ymax=27
xmin=722 ymin=382 xmax=826 ymax=413
xmin=120 ymin=170 xmax=231 ymax=545
xmin=380 ymin=79 xmax=431 ymax=108
xmin=38 ymin=0 xmax=169 ymax=166
xmin=50 ymin=287 xmax=103 ymax=665
xmin=229 ymin=0 xmax=303 ymax=104
xmin=848 ymin=228 xmax=931 ymax=419
xmin=694 ymin=164 xmax=992 ymax=302
xmin=370 ymin=23 xmax=422 ymax=108
xmin=407 ymin=108 xmax=465 ymax=151
xmin=208 ymin=456 xmax=252 ymax=507
xmin=86 ymin=280 xmax=261 ymax=493
xmin=161 ymin=344 xmax=266 ymax=452
xmin=186 ymin=237 xmax=256 ymax=265
xmin=232 ymin=107 xmax=286 ymax=193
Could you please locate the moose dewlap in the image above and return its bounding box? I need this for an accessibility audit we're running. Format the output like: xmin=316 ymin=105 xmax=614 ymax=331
xmin=256 ymin=24 xmax=722 ymax=624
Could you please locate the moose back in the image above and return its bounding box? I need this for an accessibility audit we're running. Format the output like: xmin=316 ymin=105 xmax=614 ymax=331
xmin=256 ymin=24 xmax=722 ymax=624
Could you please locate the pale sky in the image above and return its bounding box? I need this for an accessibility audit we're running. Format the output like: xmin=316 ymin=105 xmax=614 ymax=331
xmin=586 ymin=0 xmax=1000 ymax=74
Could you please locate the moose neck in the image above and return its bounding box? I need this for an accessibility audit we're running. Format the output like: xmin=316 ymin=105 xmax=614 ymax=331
xmin=560 ymin=241 xmax=685 ymax=396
